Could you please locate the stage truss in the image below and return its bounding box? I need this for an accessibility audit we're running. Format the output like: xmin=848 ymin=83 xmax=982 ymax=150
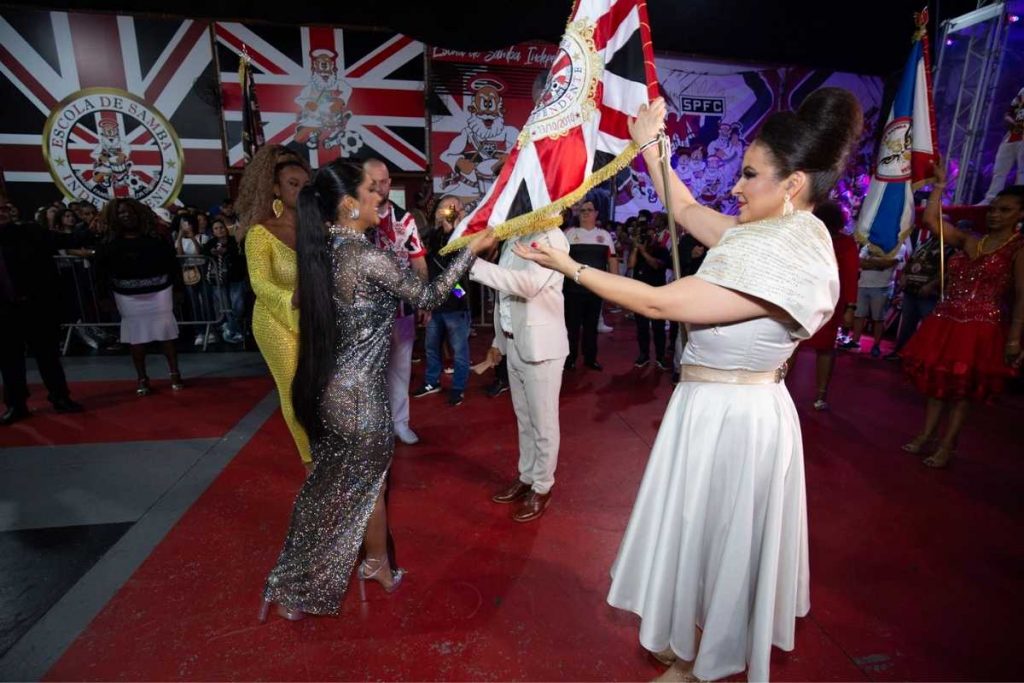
xmin=934 ymin=0 xmax=1022 ymax=203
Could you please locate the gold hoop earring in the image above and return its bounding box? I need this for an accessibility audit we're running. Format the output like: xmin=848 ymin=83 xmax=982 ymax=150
xmin=783 ymin=193 xmax=794 ymax=217
xmin=272 ymin=198 xmax=284 ymax=219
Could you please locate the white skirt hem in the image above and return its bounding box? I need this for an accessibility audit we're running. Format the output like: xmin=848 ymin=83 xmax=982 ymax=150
xmin=114 ymin=288 xmax=180 ymax=345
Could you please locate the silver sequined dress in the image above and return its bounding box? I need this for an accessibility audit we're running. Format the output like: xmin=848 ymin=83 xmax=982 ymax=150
xmin=263 ymin=232 xmax=475 ymax=615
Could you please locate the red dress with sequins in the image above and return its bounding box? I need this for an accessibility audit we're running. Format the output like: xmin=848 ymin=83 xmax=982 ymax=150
xmin=902 ymin=233 xmax=1023 ymax=400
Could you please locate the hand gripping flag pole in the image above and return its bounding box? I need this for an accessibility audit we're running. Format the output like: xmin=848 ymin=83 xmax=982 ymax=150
xmin=658 ymin=133 xmax=682 ymax=279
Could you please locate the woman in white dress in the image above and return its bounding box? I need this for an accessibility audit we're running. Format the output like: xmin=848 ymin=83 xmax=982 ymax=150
xmin=516 ymin=87 xmax=861 ymax=681
xmin=96 ymin=199 xmax=183 ymax=396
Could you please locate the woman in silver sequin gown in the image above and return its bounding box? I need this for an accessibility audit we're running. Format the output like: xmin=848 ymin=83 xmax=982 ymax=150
xmin=260 ymin=162 xmax=494 ymax=619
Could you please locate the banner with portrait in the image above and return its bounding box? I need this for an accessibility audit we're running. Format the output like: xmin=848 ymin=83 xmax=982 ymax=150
xmin=428 ymin=43 xmax=559 ymax=213
xmin=611 ymin=57 xmax=884 ymax=221
xmin=215 ymin=23 xmax=427 ymax=172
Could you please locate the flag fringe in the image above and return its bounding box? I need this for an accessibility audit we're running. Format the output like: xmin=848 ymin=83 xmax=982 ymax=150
xmin=440 ymin=141 xmax=640 ymax=254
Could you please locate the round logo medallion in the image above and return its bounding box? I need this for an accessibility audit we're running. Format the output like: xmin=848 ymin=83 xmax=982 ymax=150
xmin=875 ymin=116 xmax=912 ymax=182
xmin=518 ymin=20 xmax=601 ymax=146
xmin=43 ymin=88 xmax=184 ymax=207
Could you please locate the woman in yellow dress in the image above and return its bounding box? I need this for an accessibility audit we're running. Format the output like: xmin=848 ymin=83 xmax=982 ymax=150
xmin=236 ymin=145 xmax=312 ymax=466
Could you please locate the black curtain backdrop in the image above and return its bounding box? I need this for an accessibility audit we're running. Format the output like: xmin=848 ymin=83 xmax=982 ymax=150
xmin=13 ymin=0 xmax=978 ymax=76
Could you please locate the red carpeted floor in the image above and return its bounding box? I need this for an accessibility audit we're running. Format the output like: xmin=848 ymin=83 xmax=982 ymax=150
xmin=0 ymin=376 xmax=273 ymax=448
xmin=42 ymin=322 xmax=1024 ymax=681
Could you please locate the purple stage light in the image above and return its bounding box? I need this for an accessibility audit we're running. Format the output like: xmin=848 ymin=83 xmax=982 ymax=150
xmin=1008 ymin=13 xmax=1020 ymax=23
xmin=945 ymin=38 xmax=954 ymax=46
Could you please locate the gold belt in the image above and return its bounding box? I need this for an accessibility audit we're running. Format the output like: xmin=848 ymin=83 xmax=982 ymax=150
xmin=680 ymin=364 xmax=787 ymax=385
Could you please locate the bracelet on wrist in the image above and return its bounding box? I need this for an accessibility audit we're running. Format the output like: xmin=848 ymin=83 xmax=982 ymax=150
xmin=573 ymin=264 xmax=590 ymax=284
xmin=638 ymin=137 xmax=660 ymax=154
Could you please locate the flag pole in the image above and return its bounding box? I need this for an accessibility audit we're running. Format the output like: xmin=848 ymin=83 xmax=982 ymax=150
xmin=937 ymin=206 xmax=945 ymax=302
xmin=658 ymin=133 xmax=682 ymax=280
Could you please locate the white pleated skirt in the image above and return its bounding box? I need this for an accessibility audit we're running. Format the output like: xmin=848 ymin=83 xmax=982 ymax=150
xmin=114 ymin=287 xmax=179 ymax=344
xmin=607 ymin=380 xmax=809 ymax=682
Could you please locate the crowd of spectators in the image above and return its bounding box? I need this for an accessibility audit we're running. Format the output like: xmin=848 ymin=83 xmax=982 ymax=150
xmin=2 ymin=172 xmax=1017 ymax=425
xmin=2 ymin=194 xmax=251 ymax=349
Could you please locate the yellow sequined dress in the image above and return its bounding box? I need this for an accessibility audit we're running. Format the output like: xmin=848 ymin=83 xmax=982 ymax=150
xmin=245 ymin=224 xmax=311 ymax=463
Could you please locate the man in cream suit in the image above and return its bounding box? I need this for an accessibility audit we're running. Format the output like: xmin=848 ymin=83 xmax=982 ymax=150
xmin=470 ymin=229 xmax=569 ymax=522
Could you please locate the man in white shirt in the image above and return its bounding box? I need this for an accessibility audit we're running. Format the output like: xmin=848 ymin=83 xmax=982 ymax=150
xmin=844 ymin=241 xmax=907 ymax=358
xmin=562 ymin=200 xmax=618 ymax=370
xmin=982 ymin=85 xmax=1024 ymax=204
xmin=364 ymin=159 xmax=428 ymax=445
xmin=470 ymin=229 xmax=570 ymax=523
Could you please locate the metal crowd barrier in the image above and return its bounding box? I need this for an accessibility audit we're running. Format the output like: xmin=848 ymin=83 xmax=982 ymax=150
xmin=53 ymin=254 xmax=239 ymax=355
xmin=54 ymin=252 xmax=495 ymax=355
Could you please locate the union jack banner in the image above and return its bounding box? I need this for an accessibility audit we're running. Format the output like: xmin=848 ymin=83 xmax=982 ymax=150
xmin=0 ymin=9 xmax=227 ymax=210
xmin=215 ymin=23 xmax=427 ymax=171
xmin=444 ymin=0 xmax=659 ymax=252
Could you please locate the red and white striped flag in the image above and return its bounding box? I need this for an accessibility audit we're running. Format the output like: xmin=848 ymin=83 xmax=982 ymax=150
xmin=443 ymin=0 xmax=658 ymax=252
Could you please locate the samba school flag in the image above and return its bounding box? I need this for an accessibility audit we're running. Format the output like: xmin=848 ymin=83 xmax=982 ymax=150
xmin=442 ymin=0 xmax=659 ymax=252
xmin=238 ymin=49 xmax=265 ymax=163
xmin=855 ymin=9 xmax=938 ymax=254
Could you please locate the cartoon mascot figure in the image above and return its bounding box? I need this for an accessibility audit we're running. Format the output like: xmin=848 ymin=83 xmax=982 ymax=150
xmin=294 ymin=48 xmax=355 ymax=151
xmin=91 ymin=118 xmax=131 ymax=197
xmin=440 ymin=77 xmax=519 ymax=209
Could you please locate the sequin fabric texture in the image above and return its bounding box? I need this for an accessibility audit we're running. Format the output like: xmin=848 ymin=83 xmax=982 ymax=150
xmin=263 ymin=233 xmax=475 ymax=615
xmin=933 ymin=233 xmax=1022 ymax=324
xmin=245 ymin=224 xmax=311 ymax=463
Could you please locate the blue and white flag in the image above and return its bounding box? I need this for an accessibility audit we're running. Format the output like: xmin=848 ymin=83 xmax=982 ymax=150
xmin=856 ymin=9 xmax=938 ymax=254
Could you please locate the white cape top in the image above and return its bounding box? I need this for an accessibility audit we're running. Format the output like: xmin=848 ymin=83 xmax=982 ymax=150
xmin=695 ymin=211 xmax=839 ymax=340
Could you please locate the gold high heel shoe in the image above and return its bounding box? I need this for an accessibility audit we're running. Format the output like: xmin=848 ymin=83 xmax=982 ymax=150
xmin=357 ymin=558 xmax=406 ymax=601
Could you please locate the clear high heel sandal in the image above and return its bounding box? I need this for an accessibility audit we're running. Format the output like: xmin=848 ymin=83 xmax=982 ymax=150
xmin=257 ymin=598 xmax=305 ymax=622
xmin=357 ymin=558 xmax=406 ymax=601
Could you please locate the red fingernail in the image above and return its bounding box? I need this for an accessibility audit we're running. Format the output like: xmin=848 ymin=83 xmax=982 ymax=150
xmin=531 ymin=242 xmax=538 ymax=248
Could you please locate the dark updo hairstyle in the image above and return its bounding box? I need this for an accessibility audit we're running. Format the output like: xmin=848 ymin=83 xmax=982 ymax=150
xmin=291 ymin=160 xmax=365 ymax=438
xmin=755 ymin=87 xmax=863 ymax=206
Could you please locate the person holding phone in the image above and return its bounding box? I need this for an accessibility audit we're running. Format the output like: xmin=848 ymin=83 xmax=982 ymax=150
xmin=412 ymin=196 xmax=472 ymax=406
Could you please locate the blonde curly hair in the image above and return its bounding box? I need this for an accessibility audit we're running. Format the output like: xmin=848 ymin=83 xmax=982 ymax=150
xmin=235 ymin=145 xmax=310 ymax=226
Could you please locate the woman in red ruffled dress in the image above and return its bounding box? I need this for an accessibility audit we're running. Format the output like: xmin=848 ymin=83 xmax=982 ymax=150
xmin=902 ymin=166 xmax=1024 ymax=469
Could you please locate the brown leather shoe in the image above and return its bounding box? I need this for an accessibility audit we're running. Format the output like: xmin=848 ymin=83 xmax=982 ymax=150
xmin=491 ymin=480 xmax=531 ymax=504
xmin=512 ymin=491 xmax=551 ymax=523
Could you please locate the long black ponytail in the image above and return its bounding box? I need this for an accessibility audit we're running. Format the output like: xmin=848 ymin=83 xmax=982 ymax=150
xmin=291 ymin=160 xmax=366 ymax=439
